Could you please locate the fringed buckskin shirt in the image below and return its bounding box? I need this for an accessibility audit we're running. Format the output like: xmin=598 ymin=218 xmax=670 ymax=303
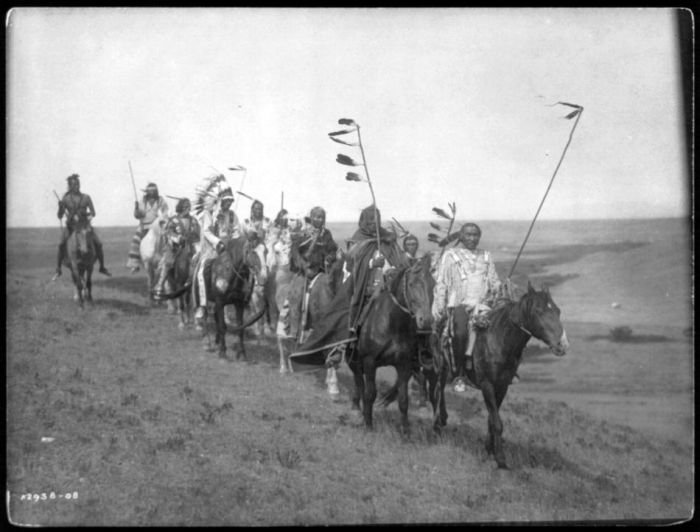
xmin=432 ymin=247 xmax=501 ymax=318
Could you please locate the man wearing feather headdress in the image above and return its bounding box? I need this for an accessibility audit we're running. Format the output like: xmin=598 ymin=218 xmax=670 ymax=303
xmin=191 ymin=175 xmax=241 ymax=326
xmin=52 ymin=174 xmax=112 ymax=280
xmin=432 ymin=223 xmax=502 ymax=391
xmin=126 ymin=182 xmax=169 ymax=273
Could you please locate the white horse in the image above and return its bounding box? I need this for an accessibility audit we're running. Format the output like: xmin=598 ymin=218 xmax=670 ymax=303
xmin=139 ymin=211 xmax=175 ymax=311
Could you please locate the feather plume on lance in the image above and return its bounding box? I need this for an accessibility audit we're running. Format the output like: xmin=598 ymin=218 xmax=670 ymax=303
xmin=329 ymin=117 xmax=381 ymax=249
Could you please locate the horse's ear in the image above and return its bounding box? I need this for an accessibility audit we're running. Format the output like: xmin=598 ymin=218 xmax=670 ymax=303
xmin=527 ymin=280 xmax=534 ymax=294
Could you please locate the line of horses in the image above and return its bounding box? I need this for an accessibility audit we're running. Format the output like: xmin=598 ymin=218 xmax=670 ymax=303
xmin=60 ymin=217 xmax=569 ymax=469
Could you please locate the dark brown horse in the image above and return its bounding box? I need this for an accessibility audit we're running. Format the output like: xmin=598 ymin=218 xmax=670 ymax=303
xmin=63 ymin=219 xmax=97 ymax=308
xmin=349 ymin=254 xmax=434 ymax=434
xmin=439 ymin=282 xmax=568 ymax=468
xmin=163 ymin=236 xmax=265 ymax=360
xmin=207 ymin=236 xmax=266 ymax=360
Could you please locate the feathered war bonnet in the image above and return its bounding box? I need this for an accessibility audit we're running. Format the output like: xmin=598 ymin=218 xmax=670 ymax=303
xmin=193 ymin=173 xmax=233 ymax=216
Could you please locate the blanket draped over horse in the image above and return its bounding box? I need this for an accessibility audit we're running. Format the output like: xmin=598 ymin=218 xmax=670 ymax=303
xmin=287 ymin=279 xmax=355 ymax=369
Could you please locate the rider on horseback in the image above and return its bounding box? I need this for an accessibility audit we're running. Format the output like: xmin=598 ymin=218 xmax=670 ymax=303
xmin=52 ymin=174 xmax=112 ymax=280
xmin=294 ymin=206 xmax=338 ymax=279
xmin=347 ymin=205 xmax=408 ymax=336
xmin=126 ymin=182 xmax=169 ymax=273
xmin=153 ymin=198 xmax=200 ymax=299
xmin=242 ymin=199 xmax=271 ymax=249
xmin=432 ymin=222 xmax=502 ymax=391
xmin=402 ymin=233 xmax=424 ymax=266
xmin=192 ymin=177 xmax=241 ymax=327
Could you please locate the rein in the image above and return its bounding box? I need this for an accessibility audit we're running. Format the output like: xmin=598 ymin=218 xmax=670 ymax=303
xmin=509 ymin=298 xmax=533 ymax=337
xmin=389 ymin=267 xmax=413 ymax=316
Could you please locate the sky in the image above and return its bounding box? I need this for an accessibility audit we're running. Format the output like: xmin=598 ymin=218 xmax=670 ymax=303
xmin=6 ymin=7 xmax=691 ymax=228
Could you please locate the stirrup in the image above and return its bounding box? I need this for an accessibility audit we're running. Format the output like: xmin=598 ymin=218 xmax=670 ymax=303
xmin=325 ymin=349 xmax=343 ymax=368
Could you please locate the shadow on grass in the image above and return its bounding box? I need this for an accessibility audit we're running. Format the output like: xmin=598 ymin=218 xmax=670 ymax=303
xmin=92 ymin=298 xmax=150 ymax=316
xmin=585 ymin=334 xmax=673 ymax=343
xmin=100 ymin=275 xmax=150 ymax=297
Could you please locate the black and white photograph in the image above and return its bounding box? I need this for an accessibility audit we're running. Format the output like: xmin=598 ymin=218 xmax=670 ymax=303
xmin=5 ymin=7 xmax=693 ymax=526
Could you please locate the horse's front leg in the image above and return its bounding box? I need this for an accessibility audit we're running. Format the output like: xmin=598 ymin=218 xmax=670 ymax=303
xmin=214 ymin=300 xmax=228 ymax=359
xmin=426 ymin=367 xmax=447 ymax=432
xmin=70 ymin=266 xmax=84 ymax=307
xmin=234 ymin=303 xmax=247 ymax=361
xmin=396 ymin=363 xmax=411 ymax=435
xmin=348 ymin=359 xmax=363 ymax=414
xmin=85 ymin=269 xmax=93 ymax=303
xmin=362 ymin=359 xmax=378 ymax=430
xmin=481 ymin=381 xmax=508 ymax=469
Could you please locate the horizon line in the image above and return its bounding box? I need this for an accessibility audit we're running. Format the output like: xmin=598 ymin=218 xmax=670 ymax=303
xmin=4 ymin=215 xmax=690 ymax=230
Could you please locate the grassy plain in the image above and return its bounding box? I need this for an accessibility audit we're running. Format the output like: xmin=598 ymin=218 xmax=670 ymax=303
xmin=5 ymin=219 xmax=693 ymax=525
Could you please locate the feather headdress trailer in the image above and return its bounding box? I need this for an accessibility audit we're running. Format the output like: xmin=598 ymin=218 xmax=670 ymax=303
xmin=194 ymin=173 xmax=228 ymax=215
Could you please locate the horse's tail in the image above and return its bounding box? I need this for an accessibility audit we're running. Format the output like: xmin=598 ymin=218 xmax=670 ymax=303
xmin=226 ymin=301 xmax=268 ymax=333
xmin=157 ymin=281 xmax=192 ymax=300
xmin=377 ymin=384 xmax=399 ymax=408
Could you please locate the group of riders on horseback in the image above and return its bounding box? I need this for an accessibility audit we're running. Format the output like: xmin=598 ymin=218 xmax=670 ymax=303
xmin=53 ymin=172 xmax=506 ymax=390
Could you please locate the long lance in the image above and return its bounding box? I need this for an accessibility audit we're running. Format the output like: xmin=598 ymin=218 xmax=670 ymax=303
xmin=53 ymin=190 xmax=63 ymax=230
xmin=128 ymin=161 xmax=138 ymax=202
xmin=508 ymin=103 xmax=584 ymax=285
xmin=355 ymin=124 xmax=382 ymax=251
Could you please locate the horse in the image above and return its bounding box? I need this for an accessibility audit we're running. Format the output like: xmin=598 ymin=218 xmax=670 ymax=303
xmin=205 ymin=236 xmax=266 ymax=360
xmin=155 ymin=237 xmax=198 ymax=329
xmin=139 ymin=211 xmax=174 ymax=310
xmin=63 ymin=219 xmax=97 ymax=308
xmin=435 ymin=282 xmax=569 ymax=469
xmin=348 ymin=254 xmax=434 ymax=434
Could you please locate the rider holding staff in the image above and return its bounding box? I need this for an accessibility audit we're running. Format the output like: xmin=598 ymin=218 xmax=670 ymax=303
xmin=432 ymin=222 xmax=502 ymax=391
xmin=126 ymin=182 xmax=169 ymax=273
xmin=346 ymin=205 xmax=408 ymax=335
xmin=53 ymin=173 xmax=112 ymax=280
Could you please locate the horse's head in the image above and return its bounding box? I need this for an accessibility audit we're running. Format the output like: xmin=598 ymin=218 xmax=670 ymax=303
xmin=516 ymin=282 xmax=569 ymax=356
xmin=211 ymin=237 xmax=253 ymax=295
xmin=393 ymin=254 xmax=434 ymax=332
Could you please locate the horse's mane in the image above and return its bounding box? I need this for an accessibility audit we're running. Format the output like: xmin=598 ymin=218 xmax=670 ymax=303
xmin=487 ymin=289 xmax=547 ymax=333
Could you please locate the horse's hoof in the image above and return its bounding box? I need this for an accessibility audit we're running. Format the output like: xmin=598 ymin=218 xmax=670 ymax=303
xmin=280 ymin=366 xmax=289 ymax=375
xmin=178 ymin=322 xmax=186 ymax=330
xmin=328 ymin=383 xmax=340 ymax=395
